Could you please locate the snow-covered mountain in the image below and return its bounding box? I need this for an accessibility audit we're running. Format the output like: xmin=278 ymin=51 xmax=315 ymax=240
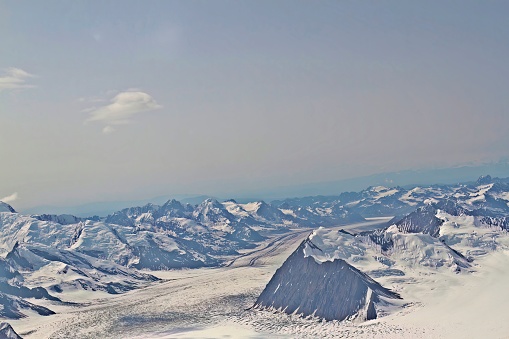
xmin=0 ymin=202 xmax=16 ymax=213
xmin=254 ymin=239 xmax=401 ymax=321
xmin=0 ymin=204 xmax=255 ymax=271
xmin=0 ymin=254 xmax=57 ymax=320
xmin=254 ymin=219 xmax=473 ymax=322
xmin=0 ymin=236 xmax=158 ymax=318
xmin=0 ymin=322 xmax=22 ymax=339
xmin=6 ymin=242 xmax=159 ymax=293
xmin=32 ymin=213 xmax=99 ymax=225
xmin=2 ymin=174 xmax=509 ymax=327
xmin=273 ymin=175 xmax=509 ymax=219
xmin=0 ymin=292 xmax=55 ymax=320
xmin=0 ymin=197 xmax=279 ymax=321
xmin=256 ymin=176 xmax=509 ymax=322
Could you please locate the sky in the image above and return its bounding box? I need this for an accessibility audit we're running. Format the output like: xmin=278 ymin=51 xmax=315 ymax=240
xmin=1 ymin=0 xmax=509 ymax=211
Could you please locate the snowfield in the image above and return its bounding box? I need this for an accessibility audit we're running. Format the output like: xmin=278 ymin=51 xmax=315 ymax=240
xmin=3 ymin=175 xmax=509 ymax=338
xmin=4 ymin=217 xmax=509 ymax=339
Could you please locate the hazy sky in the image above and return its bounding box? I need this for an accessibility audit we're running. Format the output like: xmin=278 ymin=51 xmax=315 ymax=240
xmin=1 ymin=1 xmax=509 ymax=210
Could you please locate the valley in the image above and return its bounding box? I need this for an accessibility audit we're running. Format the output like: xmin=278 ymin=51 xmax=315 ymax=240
xmin=3 ymin=176 xmax=509 ymax=338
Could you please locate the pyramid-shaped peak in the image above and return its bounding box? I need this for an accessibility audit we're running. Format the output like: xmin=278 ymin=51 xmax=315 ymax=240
xmin=162 ymin=199 xmax=183 ymax=207
xmin=199 ymin=198 xmax=223 ymax=207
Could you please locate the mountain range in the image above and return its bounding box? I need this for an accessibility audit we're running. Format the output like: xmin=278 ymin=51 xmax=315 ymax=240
xmin=1 ymin=174 xmax=509 ymax=323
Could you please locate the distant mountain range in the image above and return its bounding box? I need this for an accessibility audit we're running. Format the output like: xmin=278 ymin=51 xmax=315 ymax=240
xmin=2 ymin=174 xmax=509 ymax=321
xmin=21 ymin=160 xmax=509 ymax=217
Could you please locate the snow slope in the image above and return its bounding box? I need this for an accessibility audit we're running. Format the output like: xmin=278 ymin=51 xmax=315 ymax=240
xmin=3 ymin=176 xmax=509 ymax=337
xmin=254 ymin=239 xmax=401 ymax=321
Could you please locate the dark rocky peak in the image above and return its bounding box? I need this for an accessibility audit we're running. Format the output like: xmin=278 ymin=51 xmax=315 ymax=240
xmin=254 ymin=240 xmax=400 ymax=321
xmin=257 ymin=200 xmax=279 ymax=213
xmin=194 ymin=198 xmax=228 ymax=214
xmin=193 ymin=198 xmax=235 ymax=222
xmin=32 ymin=214 xmax=83 ymax=225
xmin=487 ymin=181 xmax=509 ymax=194
xmin=395 ymin=205 xmax=443 ymax=237
xmin=0 ymin=322 xmax=22 ymax=338
xmin=124 ymin=203 xmax=160 ymax=217
xmin=277 ymin=202 xmax=291 ymax=210
xmin=359 ymin=228 xmax=394 ymax=252
xmin=105 ymin=203 xmax=160 ymax=225
xmin=161 ymin=199 xmax=183 ymax=209
xmin=433 ymin=199 xmax=468 ymax=216
xmin=476 ymin=175 xmax=493 ymax=185
xmin=0 ymin=202 xmax=16 ymax=213
xmin=0 ymin=258 xmax=23 ymax=282
xmin=104 ymin=211 xmax=135 ymax=227
xmin=158 ymin=199 xmax=187 ymax=218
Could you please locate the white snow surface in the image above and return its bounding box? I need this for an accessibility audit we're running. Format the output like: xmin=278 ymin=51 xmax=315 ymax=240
xmin=369 ymin=186 xmax=400 ymax=199
xmin=304 ymin=218 xmax=469 ymax=272
xmin=6 ymin=217 xmax=509 ymax=338
xmin=4 ymin=176 xmax=509 ymax=339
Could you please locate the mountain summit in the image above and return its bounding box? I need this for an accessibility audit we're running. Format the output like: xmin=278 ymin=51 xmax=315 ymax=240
xmin=0 ymin=202 xmax=16 ymax=213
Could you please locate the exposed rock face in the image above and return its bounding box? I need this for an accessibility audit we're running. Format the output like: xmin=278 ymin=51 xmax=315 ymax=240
xmin=0 ymin=322 xmax=22 ymax=339
xmin=0 ymin=292 xmax=55 ymax=319
xmin=254 ymin=240 xmax=400 ymax=321
xmin=32 ymin=214 xmax=93 ymax=225
xmin=6 ymin=243 xmax=159 ymax=294
xmin=0 ymin=202 xmax=16 ymax=213
xmin=395 ymin=205 xmax=444 ymax=237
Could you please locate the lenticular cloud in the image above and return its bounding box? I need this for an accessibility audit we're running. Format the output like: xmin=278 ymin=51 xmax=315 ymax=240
xmin=85 ymin=91 xmax=162 ymax=133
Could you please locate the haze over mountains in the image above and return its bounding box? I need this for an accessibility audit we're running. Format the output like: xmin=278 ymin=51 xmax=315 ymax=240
xmin=20 ymin=160 xmax=509 ymax=217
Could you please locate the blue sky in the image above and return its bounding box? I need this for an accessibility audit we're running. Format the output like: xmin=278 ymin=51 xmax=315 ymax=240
xmin=1 ymin=1 xmax=509 ymax=209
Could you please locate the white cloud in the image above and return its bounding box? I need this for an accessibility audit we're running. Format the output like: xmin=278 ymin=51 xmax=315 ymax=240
xmin=85 ymin=91 xmax=162 ymax=133
xmin=0 ymin=68 xmax=35 ymax=91
xmin=102 ymin=126 xmax=115 ymax=134
xmin=1 ymin=192 xmax=18 ymax=203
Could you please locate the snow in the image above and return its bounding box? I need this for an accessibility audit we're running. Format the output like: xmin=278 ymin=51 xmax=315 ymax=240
xmin=254 ymin=239 xmax=401 ymax=321
xmin=131 ymin=323 xmax=269 ymax=339
xmin=398 ymin=188 xmax=424 ymax=206
xmin=303 ymin=228 xmax=366 ymax=263
xmin=437 ymin=211 xmax=509 ymax=256
xmin=469 ymin=183 xmax=493 ymax=197
xmin=221 ymin=201 xmax=250 ymax=217
xmin=493 ymin=191 xmax=509 ymax=201
xmin=381 ymin=249 xmax=509 ymax=339
xmin=240 ymin=202 xmax=261 ymax=213
xmin=279 ymin=209 xmax=297 ymax=218
xmin=303 ymin=221 xmax=468 ymax=272
xmin=4 ymin=178 xmax=509 ymax=338
xmin=6 ymin=217 xmax=509 ymax=338
xmin=370 ymin=186 xmax=399 ymax=199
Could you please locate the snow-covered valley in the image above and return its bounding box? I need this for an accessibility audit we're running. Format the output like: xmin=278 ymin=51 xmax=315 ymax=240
xmin=6 ymin=220 xmax=391 ymax=338
xmin=7 ymin=217 xmax=509 ymax=339
xmin=3 ymin=175 xmax=509 ymax=338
